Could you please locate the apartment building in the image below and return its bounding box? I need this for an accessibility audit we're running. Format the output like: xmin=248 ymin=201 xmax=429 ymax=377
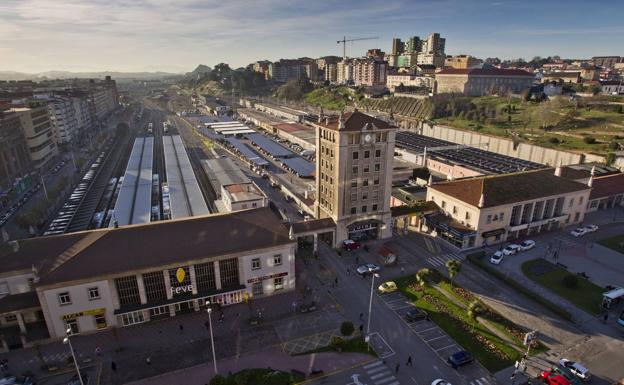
xmin=9 ymin=106 xmax=58 ymax=169
xmin=435 ymin=68 xmax=534 ymax=96
xmin=425 ymin=168 xmax=591 ymax=249
xmin=34 ymin=94 xmax=79 ymax=145
xmin=270 ymin=59 xmax=317 ymax=82
xmin=337 ymin=60 xmax=354 ymax=85
xmin=0 ymin=110 xmax=31 ymax=186
xmin=312 ymin=111 xmax=396 ymax=243
xmin=0 ymin=207 xmax=295 ymax=347
xmin=352 ymin=59 xmax=387 ymax=87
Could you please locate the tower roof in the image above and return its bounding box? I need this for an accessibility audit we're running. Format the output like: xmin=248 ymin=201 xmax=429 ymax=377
xmin=316 ymin=111 xmax=394 ymax=132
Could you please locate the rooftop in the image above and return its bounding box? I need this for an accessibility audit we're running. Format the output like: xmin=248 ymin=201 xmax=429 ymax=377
xmin=315 ymin=111 xmax=394 ymax=132
xmin=223 ymin=182 xmax=266 ymax=203
xmin=436 ymin=68 xmax=533 ymax=77
xmin=589 ymin=173 xmax=624 ymax=200
xmin=429 ymin=169 xmax=591 ymax=208
xmin=0 ymin=207 xmax=292 ymax=286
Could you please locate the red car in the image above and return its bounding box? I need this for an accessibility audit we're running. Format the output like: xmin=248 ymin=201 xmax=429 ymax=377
xmin=343 ymin=240 xmax=361 ymax=251
xmin=540 ymin=371 xmax=571 ymax=385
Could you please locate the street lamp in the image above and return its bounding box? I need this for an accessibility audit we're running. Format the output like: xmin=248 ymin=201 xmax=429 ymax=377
xmin=206 ymin=303 xmax=218 ymax=375
xmin=63 ymin=328 xmax=84 ymax=385
xmin=366 ymin=273 xmax=380 ymax=350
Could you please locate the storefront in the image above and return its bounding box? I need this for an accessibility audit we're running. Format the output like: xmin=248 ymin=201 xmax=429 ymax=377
xmin=347 ymin=220 xmax=382 ymax=241
xmin=425 ymin=213 xmax=476 ymax=249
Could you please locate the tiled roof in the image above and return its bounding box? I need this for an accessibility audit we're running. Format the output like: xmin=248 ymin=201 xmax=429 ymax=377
xmin=589 ymin=173 xmax=624 ymax=199
xmin=436 ymin=68 xmax=533 ymax=77
xmin=429 ymin=169 xmax=590 ymax=208
xmin=276 ymin=123 xmax=311 ymax=133
xmin=0 ymin=291 xmax=40 ymax=314
xmin=316 ymin=111 xmax=394 ymax=132
xmin=0 ymin=207 xmax=293 ymax=286
xmin=290 ymin=218 xmax=336 ymax=234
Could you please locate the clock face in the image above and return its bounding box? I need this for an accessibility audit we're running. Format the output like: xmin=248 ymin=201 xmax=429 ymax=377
xmin=364 ymin=134 xmax=372 ymax=143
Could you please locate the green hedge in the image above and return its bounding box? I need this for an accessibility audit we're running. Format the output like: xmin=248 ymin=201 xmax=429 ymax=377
xmin=466 ymin=252 xmax=573 ymax=321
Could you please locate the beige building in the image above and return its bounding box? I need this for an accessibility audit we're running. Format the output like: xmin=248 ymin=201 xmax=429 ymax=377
xmin=386 ymin=74 xmax=434 ymax=92
xmin=313 ymin=111 xmax=396 ymax=243
xmin=9 ymin=106 xmax=58 ymax=169
xmin=221 ymin=182 xmax=267 ymax=212
xmin=352 ymin=59 xmax=387 ymax=87
xmin=445 ymin=55 xmax=481 ymax=69
xmin=435 ymin=68 xmax=534 ymax=96
xmin=425 ymin=168 xmax=591 ymax=249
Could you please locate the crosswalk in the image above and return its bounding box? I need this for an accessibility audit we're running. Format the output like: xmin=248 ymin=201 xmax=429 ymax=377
xmin=469 ymin=376 xmax=492 ymax=385
xmin=426 ymin=252 xmax=464 ymax=267
xmin=350 ymin=360 xmax=399 ymax=385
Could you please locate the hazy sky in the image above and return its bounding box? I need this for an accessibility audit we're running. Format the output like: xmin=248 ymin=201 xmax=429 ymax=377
xmin=1 ymin=0 xmax=622 ymax=73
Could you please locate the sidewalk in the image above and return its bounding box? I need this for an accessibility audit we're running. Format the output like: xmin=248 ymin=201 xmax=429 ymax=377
xmin=125 ymin=346 xmax=374 ymax=385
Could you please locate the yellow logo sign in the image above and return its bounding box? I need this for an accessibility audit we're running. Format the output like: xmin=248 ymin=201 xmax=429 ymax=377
xmin=176 ymin=268 xmax=186 ymax=283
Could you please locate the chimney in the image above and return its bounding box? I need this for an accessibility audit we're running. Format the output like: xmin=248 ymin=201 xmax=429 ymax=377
xmin=289 ymin=225 xmax=294 ymax=240
xmin=554 ymin=160 xmax=562 ymax=177
xmin=588 ymin=175 xmax=594 ymax=187
xmin=325 ymin=116 xmax=330 ymax=125
xmin=590 ymin=165 xmax=596 ymax=176
xmin=448 ymin=168 xmax=454 ymax=181
xmin=338 ymin=111 xmax=345 ymax=129
xmin=478 ymin=193 xmax=485 ymax=208
xmin=427 ymin=174 xmax=433 ymax=186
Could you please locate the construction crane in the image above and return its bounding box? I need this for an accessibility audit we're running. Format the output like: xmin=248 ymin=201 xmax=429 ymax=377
xmin=337 ymin=36 xmax=378 ymax=59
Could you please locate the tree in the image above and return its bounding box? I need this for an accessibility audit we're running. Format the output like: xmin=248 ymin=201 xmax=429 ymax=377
xmin=583 ymin=136 xmax=596 ymax=144
xmin=467 ymin=300 xmax=483 ymax=330
xmin=445 ymin=260 xmax=462 ymax=287
xmin=415 ymin=268 xmax=432 ymax=289
xmin=115 ymin=122 xmax=129 ymax=137
xmin=340 ymin=321 xmax=354 ymax=337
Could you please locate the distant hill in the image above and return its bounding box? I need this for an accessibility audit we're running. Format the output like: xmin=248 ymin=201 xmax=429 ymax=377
xmin=0 ymin=70 xmax=182 ymax=81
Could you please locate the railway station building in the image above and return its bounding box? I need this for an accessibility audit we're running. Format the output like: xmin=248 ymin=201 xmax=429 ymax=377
xmin=0 ymin=207 xmax=295 ymax=347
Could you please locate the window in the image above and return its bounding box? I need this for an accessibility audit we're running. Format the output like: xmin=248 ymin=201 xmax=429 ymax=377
xmin=465 ymin=212 xmax=471 ymax=220
xmin=499 ymin=212 xmax=505 ymax=221
xmin=569 ymin=198 xmax=574 ymax=207
xmin=441 ymin=201 xmax=446 ymax=209
xmin=372 ymin=204 xmax=378 ymax=211
xmin=252 ymin=282 xmax=264 ymax=295
xmin=114 ymin=276 xmax=141 ymax=306
xmin=352 ymin=166 xmax=358 ymax=174
xmin=219 ymin=258 xmax=240 ymax=289
xmin=375 ymin=149 xmax=381 ymax=157
xmin=274 ymin=277 xmax=284 ymax=291
xmin=374 ymin=178 xmax=379 ymax=185
xmin=352 ymin=151 xmax=359 ymax=160
xmin=0 ymin=282 xmax=9 ymax=297
xmin=486 ymin=215 xmax=492 ymax=224
xmin=374 ymin=163 xmax=380 ymax=172
xmin=149 ymin=306 xmax=169 ymax=317
xmin=351 ymin=181 xmax=357 ymax=187
xmin=120 ymin=311 xmax=145 ymax=326
xmin=88 ymin=287 xmax=100 ymax=300
xmin=58 ymin=292 xmax=71 ymax=305
xmin=363 ymin=179 xmax=369 ymax=187
xmin=452 ymin=206 xmax=458 ymax=214
xmin=589 ymin=200 xmax=598 ymax=208
xmin=362 ymin=193 xmax=368 ymax=200
xmin=351 ymin=207 xmax=357 ymax=214
xmin=574 ymin=212 xmax=580 ymax=222
xmin=95 ymin=314 xmax=107 ymax=329
xmin=364 ymin=150 xmax=370 ymax=158
xmin=273 ymin=254 xmax=282 ymax=266
xmin=143 ymin=271 xmax=167 ymax=301
xmin=251 ymin=258 xmax=261 ymax=270
xmin=362 ymin=205 xmax=367 ymax=213
xmin=65 ymin=319 xmax=79 ymax=335
xmin=4 ymin=314 xmax=17 ymax=322
xmin=363 ymin=165 xmax=369 ymax=173
xmin=579 ymin=196 xmax=584 ymax=205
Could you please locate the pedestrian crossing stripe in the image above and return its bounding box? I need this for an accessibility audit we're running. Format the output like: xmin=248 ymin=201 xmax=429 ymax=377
xmin=367 ymin=365 xmax=388 ymax=374
xmin=370 ymin=371 xmax=393 ymax=380
xmin=363 ymin=360 xmax=383 ymax=369
xmin=470 ymin=377 xmax=490 ymax=385
xmin=427 ymin=253 xmax=464 ymax=267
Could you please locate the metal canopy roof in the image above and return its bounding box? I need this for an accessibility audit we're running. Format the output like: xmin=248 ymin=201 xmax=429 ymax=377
xmin=225 ymin=137 xmax=269 ymax=167
xmin=245 ymin=133 xmax=293 ymax=158
xmin=281 ymin=157 xmax=315 ymax=177
xmin=113 ymin=137 xmax=153 ymax=226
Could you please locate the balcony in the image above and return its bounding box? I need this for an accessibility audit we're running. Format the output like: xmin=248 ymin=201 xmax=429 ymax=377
xmin=508 ymin=213 xmax=569 ymax=232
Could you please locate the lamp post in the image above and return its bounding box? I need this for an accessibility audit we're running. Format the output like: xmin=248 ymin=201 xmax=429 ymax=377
xmin=366 ymin=273 xmax=380 ymax=350
xmin=63 ymin=328 xmax=84 ymax=385
xmin=206 ymin=303 xmax=218 ymax=375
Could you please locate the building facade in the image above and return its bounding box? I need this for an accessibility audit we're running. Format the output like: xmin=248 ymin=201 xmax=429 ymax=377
xmin=386 ymin=74 xmax=434 ymax=92
xmin=313 ymin=111 xmax=396 ymax=243
xmin=0 ymin=110 xmax=32 ymax=187
xmin=337 ymin=60 xmax=354 ymax=85
xmin=352 ymin=59 xmax=388 ymax=87
xmin=9 ymin=106 xmax=58 ymax=169
xmin=425 ymin=168 xmax=591 ymax=249
xmin=445 ymin=55 xmax=481 ymax=69
xmin=435 ymin=68 xmax=534 ymax=96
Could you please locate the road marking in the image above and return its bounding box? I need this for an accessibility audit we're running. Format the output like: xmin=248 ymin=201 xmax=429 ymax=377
xmin=416 ymin=326 xmax=438 ymax=333
xmin=425 ymin=335 xmax=448 ymax=342
xmin=364 ymin=360 xmax=383 ymax=369
xmin=434 ymin=343 xmax=457 ymax=352
xmin=370 ymin=371 xmax=393 ymax=380
xmin=367 ymin=365 xmax=389 ymax=374
xmin=374 ymin=376 xmax=398 ymax=385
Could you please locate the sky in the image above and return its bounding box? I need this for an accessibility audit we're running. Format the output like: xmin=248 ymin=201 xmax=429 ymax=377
xmin=0 ymin=0 xmax=622 ymax=73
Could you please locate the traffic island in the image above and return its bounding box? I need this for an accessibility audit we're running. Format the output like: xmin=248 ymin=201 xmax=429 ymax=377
xmin=521 ymin=259 xmax=603 ymax=315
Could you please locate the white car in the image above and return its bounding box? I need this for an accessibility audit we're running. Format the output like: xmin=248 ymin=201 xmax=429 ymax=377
xmin=583 ymin=224 xmax=598 ymax=233
xmin=559 ymin=359 xmax=590 ymax=381
xmin=502 ymin=244 xmax=521 ymax=256
xmin=431 ymin=380 xmax=452 ymax=385
xmin=356 ymin=263 xmax=381 ymax=275
xmin=490 ymin=251 xmax=504 ymax=265
xmin=519 ymin=240 xmax=536 ymax=251
xmin=570 ymin=228 xmax=587 ymax=237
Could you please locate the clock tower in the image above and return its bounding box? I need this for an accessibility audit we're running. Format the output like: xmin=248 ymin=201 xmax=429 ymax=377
xmin=312 ymin=110 xmax=396 ymax=244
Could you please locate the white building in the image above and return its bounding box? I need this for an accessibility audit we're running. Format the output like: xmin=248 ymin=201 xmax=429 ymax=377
xmin=337 ymin=60 xmax=354 ymax=85
xmin=221 ymin=182 xmax=267 ymax=212
xmin=386 ymin=74 xmax=434 ymax=92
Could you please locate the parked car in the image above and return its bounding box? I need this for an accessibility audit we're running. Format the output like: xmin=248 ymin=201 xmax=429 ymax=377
xmin=447 ymin=350 xmax=474 ymax=369
xmin=490 ymin=251 xmax=504 ymax=265
xmin=552 ymin=366 xmax=583 ymax=385
xmin=405 ymin=307 xmax=428 ymax=322
xmin=583 ymin=224 xmax=598 ymax=233
xmin=378 ymin=281 xmax=397 ymax=294
xmin=356 ymin=263 xmax=380 ymax=275
xmin=559 ymin=359 xmax=590 ymax=381
xmin=570 ymin=228 xmax=586 ymax=237
xmin=519 ymin=240 xmax=536 ymax=251
xmin=502 ymin=244 xmax=521 ymax=256
xmin=343 ymin=240 xmax=361 ymax=251
xmin=431 ymin=380 xmax=451 ymax=385
xmin=540 ymin=371 xmax=571 ymax=385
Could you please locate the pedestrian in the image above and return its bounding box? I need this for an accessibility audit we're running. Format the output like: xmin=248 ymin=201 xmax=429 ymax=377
xmin=603 ymin=313 xmax=609 ymax=323
xmin=204 ymin=320 xmax=210 ymax=330
xmin=335 ymin=277 xmax=338 ymax=286
xmin=406 ymin=356 xmax=412 ymax=366
xmin=395 ymin=363 xmax=400 ymax=374
xmin=111 ymin=361 xmax=117 ymax=372
xmin=359 ymin=324 xmax=364 ymax=334
xmin=219 ymin=313 xmax=225 ymax=323
xmin=179 ymin=323 xmax=184 ymax=333
xmin=146 ymin=356 xmax=151 ymax=366
xmin=292 ymin=301 xmax=297 ymax=312
xmin=400 ymin=266 xmax=405 ymax=274
xmin=359 ymin=312 xmax=364 ymax=320
xmin=94 ymin=346 xmax=101 ymax=356
xmin=346 ymin=267 xmax=350 ymax=275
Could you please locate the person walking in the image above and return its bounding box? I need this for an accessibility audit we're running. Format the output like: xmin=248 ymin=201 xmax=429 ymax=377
xmin=335 ymin=277 xmax=338 ymax=286
xmin=146 ymin=356 xmax=151 ymax=366
xmin=179 ymin=323 xmax=184 ymax=333
xmin=359 ymin=324 xmax=364 ymax=334
xmin=406 ymin=356 xmax=412 ymax=366
xmin=111 ymin=361 xmax=117 ymax=372
xmin=359 ymin=312 xmax=364 ymax=320
xmin=395 ymin=363 xmax=400 ymax=374
xmin=346 ymin=268 xmax=350 ymax=276
xmin=603 ymin=312 xmax=609 ymax=323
